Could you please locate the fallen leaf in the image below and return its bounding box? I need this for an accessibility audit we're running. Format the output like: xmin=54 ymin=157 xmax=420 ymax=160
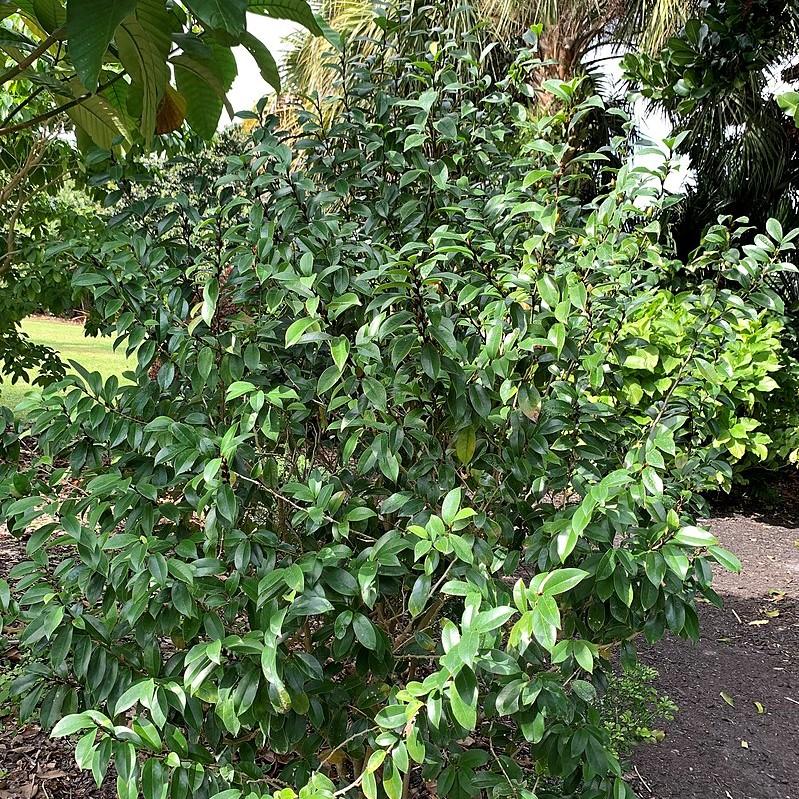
xmin=741 ymin=740 xmax=749 ymax=748
xmin=748 ymin=619 xmax=769 ymax=626
xmin=37 ymin=770 xmax=67 ymax=780
xmin=754 ymin=701 xmax=765 ymax=714
xmin=720 ymin=691 xmax=735 ymax=707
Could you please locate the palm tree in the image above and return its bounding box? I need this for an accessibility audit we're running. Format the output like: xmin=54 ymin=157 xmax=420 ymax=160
xmin=282 ymin=0 xmax=700 ymax=103
xmin=624 ymin=0 xmax=799 ymax=271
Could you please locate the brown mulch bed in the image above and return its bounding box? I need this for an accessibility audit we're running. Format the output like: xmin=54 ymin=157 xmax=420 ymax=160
xmin=631 ymin=474 xmax=799 ymax=799
xmin=1 ymin=476 xmax=798 ymax=798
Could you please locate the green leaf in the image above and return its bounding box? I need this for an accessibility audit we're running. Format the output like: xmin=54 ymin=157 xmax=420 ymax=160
xmin=142 ymin=758 xmax=168 ymax=799
xmin=363 ymin=377 xmax=387 ymax=410
xmin=363 ymin=772 xmax=377 ymax=799
xmin=240 ymin=30 xmax=280 ymax=93
xmin=376 ymin=705 xmax=406 ymax=729
xmin=472 ymin=606 xmax=515 ymax=634
xmin=285 ymin=317 xmax=320 ymax=347
xmin=66 ymin=86 xmax=126 ymax=149
xmin=449 ymin=668 xmax=478 ymax=730
xmin=455 ymin=427 xmax=476 ymax=464
xmin=365 ymin=750 xmax=386 ymax=773
xmin=114 ymin=678 xmax=155 ymax=716
xmin=186 ymin=0 xmax=246 ymax=34
xmin=641 ymin=466 xmax=663 ymax=496
xmin=353 ymin=614 xmax=377 ymax=650
xmin=623 ymin=345 xmax=659 ymax=371
xmin=173 ymin=38 xmax=236 ymax=138
xmin=383 ymin=759 xmax=402 ymax=799
xmin=765 ymin=218 xmax=783 ymax=242
xmin=644 ymin=551 xmax=666 ymax=586
xmin=673 ymin=526 xmax=718 ymax=547
xmin=708 ymin=545 xmax=741 ymax=573
xmin=75 ymin=728 xmax=97 ymax=770
xmin=248 ymin=0 xmax=323 ymax=35
xmin=408 ymin=573 xmax=431 ymax=617
xmin=495 ymin=679 xmax=524 ymax=715
xmin=573 ymin=641 xmax=594 ymax=672
xmin=540 ymin=568 xmax=589 ymax=596
xmin=330 ymin=336 xmax=349 ymax=371
xmin=226 ymin=381 xmax=256 ymax=400
xmin=441 ymin=488 xmax=461 ymax=526
xmin=66 ymin=0 xmax=138 ymax=92
xmin=556 ymin=527 xmax=578 ymax=562
xmin=52 ymin=713 xmax=95 ymax=737
xmin=317 ymin=365 xmax=340 ymax=394
xmin=536 ymin=275 xmax=559 ymax=307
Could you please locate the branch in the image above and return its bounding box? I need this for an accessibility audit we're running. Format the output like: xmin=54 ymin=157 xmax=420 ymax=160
xmin=0 ymin=71 xmax=126 ymax=137
xmin=0 ymin=134 xmax=50 ymax=206
xmin=0 ymin=84 xmax=46 ymax=127
xmin=0 ymin=26 xmax=66 ymax=87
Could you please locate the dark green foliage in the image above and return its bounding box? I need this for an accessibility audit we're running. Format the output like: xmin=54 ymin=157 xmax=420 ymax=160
xmin=623 ymin=0 xmax=799 ymax=259
xmin=0 ymin=8 xmax=794 ymax=799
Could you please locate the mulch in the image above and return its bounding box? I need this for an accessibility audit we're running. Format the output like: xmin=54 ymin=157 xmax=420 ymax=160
xmin=1 ymin=476 xmax=798 ymax=799
xmin=630 ymin=473 xmax=799 ymax=799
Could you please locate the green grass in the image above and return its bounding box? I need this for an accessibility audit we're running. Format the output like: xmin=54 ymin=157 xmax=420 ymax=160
xmin=0 ymin=317 xmax=133 ymax=413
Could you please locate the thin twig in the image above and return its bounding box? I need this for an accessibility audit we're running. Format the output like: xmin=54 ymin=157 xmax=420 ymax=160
xmin=634 ymin=765 xmax=652 ymax=795
xmin=0 ymin=26 xmax=66 ymax=87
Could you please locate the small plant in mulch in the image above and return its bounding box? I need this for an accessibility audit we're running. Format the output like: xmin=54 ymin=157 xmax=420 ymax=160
xmin=599 ymin=665 xmax=677 ymax=757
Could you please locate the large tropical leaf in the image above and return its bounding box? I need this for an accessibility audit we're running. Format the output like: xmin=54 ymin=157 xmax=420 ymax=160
xmin=240 ymin=29 xmax=280 ymax=93
xmin=249 ymin=0 xmax=323 ymax=35
xmin=66 ymin=0 xmax=138 ymax=91
xmin=156 ymin=84 xmax=187 ymax=133
xmin=31 ymin=0 xmax=65 ymax=32
xmin=65 ymin=79 xmax=126 ymax=148
xmin=173 ymin=37 xmax=236 ymax=138
xmin=185 ymin=0 xmax=247 ymax=36
xmin=116 ymin=0 xmax=174 ymax=140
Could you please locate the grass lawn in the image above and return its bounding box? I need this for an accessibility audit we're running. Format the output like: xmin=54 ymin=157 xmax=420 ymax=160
xmin=0 ymin=317 xmax=133 ymax=413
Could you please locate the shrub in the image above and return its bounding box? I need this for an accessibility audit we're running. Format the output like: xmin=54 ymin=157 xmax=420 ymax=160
xmin=0 ymin=8 xmax=794 ymax=799
xmin=598 ymin=664 xmax=677 ymax=758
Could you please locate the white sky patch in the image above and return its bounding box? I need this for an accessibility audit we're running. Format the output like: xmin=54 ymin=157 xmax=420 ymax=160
xmin=227 ymin=16 xmax=300 ymax=119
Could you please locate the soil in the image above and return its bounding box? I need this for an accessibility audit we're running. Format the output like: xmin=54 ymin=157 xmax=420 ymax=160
xmin=630 ymin=476 xmax=799 ymax=799
xmin=0 ymin=479 xmax=797 ymax=799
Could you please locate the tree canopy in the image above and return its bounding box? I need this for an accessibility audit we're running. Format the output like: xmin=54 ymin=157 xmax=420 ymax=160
xmin=0 ymin=0 xmax=323 ymax=144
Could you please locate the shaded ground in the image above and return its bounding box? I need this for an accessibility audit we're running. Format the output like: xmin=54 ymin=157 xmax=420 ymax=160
xmin=631 ymin=478 xmax=799 ymax=799
xmin=0 ymin=530 xmax=115 ymax=799
xmin=0 ymin=479 xmax=797 ymax=798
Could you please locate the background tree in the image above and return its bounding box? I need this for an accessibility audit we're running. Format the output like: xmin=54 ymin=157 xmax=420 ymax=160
xmin=624 ymin=0 xmax=799 ymax=267
xmin=0 ymin=0 xmax=326 ymax=384
xmin=0 ymin=0 xmax=323 ymax=144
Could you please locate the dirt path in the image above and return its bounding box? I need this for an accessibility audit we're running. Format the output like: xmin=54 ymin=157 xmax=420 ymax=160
xmin=631 ymin=502 xmax=799 ymax=799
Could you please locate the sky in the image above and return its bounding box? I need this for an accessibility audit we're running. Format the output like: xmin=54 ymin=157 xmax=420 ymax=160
xmin=228 ymin=16 xmax=300 ymax=118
